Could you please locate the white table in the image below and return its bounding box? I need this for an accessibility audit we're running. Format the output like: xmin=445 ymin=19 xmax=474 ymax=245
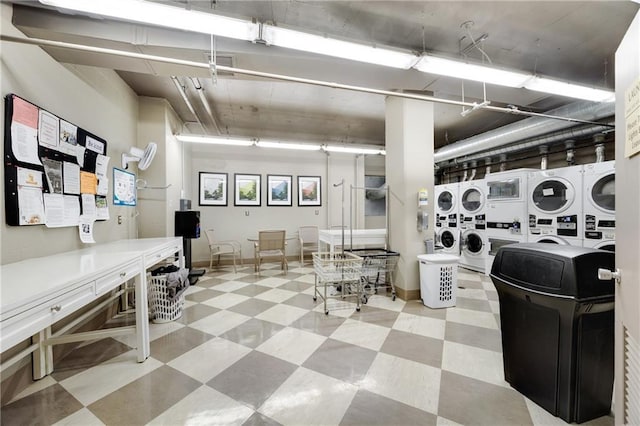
xmin=0 ymin=237 xmax=183 ymax=378
xmin=318 ymin=229 xmax=387 ymax=252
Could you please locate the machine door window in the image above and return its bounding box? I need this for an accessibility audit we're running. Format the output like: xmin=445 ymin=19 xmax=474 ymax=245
xmin=532 ymin=179 xmax=571 ymax=212
xmin=441 ymin=230 xmax=455 ymax=248
xmin=591 ymin=174 xmax=615 ymax=212
xmin=438 ymin=191 xmax=454 ymax=212
xmin=466 ymin=233 xmax=483 ymax=254
xmin=462 ymin=188 xmax=483 ymax=212
xmin=487 ymin=178 xmax=520 ymax=200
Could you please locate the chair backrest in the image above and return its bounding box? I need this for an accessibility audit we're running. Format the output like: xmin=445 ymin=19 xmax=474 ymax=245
xmin=204 ymin=229 xmax=215 ymax=246
xmin=299 ymin=226 xmax=318 ymax=244
xmin=258 ymin=230 xmax=286 ymax=251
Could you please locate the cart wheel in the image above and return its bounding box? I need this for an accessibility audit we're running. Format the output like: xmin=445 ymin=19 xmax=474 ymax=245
xmin=362 ymin=295 xmax=368 ymax=304
xmin=356 ymin=306 xmax=361 ymax=312
xmin=325 ymin=310 xmax=329 ymax=315
xmin=313 ymin=296 xmax=317 ymax=301
xmin=392 ymin=294 xmax=396 ymax=301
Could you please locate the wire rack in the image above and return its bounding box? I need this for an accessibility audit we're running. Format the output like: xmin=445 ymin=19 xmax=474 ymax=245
xmin=313 ymin=251 xmax=364 ymax=315
xmin=349 ymin=248 xmax=400 ymax=303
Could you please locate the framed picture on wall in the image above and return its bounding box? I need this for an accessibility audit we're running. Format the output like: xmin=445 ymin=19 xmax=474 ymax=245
xmin=199 ymin=172 xmax=228 ymax=206
xmin=297 ymin=175 xmax=321 ymax=206
xmin=234 ymin=173 xmax=261 ymax=206
xmin=267 ymin=174 xmax=292 ymax=206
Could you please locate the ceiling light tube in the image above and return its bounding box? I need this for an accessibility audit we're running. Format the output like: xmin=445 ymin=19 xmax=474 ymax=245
xmin=262 ymin=25 xmax=418 ymax=70
xmin=39 ymin=0 xmax=259 ymax=41
xmin=176 ymin=135 xmax=254 ymax=146
xmin=257 ymin=141 xmax=322 ymax=151
xmin=414 ymin=55 xmax=532 ymax=88
xmin=525 ymin=76 xmax=615 ymax=103
xmin=323 ymin=145 xmax=386 ymax=155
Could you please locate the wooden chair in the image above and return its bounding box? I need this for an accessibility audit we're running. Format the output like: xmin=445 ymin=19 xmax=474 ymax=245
xmin=204 ymin=229 xmax=242 ymax=273
xmin=298 ymin=225 xmax=319 ymax=265
xmin=254 ymin=230 xmax=287 ymax=274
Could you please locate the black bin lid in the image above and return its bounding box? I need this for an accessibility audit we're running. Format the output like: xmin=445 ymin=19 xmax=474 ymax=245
xmin=491 ymin=243 xmax=615 ymax=299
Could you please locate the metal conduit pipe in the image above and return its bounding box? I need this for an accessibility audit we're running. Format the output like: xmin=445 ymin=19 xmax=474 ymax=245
xmin=439 ymin=121 xmax=613 ymax=166
xmin=485 ymin=158 xmax=492 ymax=175
xmin=171 ymin=76 xmax=207 ymax=134
xmin=499 ymin=154 xmax=507 ymax=171
xmin=565 ymin=140 xmax=576 ymax=165
xmin=469 ymin=160 xmax=477 ymax=180
xmin=594 ymin=134 xmax=607 ymax=162
xmin=434 ymin=101 xmax=615 ymax=164
xmin=539 ymin=145 xmax=549 ymax=170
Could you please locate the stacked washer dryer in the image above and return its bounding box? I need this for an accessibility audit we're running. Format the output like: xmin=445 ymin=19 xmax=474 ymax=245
xmin=527 ymin=165 xmax=584 ymax=246
xmin=458 ymin=179 xmax=487 ymax=273
xmin=434 ymin=183 xmax=460 ymax=255
xmin=583 ymin=161 xmax=615 ymax=251
xmin=484 ymin=169 xmax=534 ymax=273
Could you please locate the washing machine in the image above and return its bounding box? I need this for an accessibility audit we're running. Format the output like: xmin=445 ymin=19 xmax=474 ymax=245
xmin=583 ymin=161 xmax=615 ymax=251
xmin=458 ymin=179 xmax=487 ymax=273
xmin=484 ymin=169 xmax=535 ymax=273
xmin=434 ymin=183 xmax=459 ymax=255
xmin=527 ymin=165 xmax=583 ymax=247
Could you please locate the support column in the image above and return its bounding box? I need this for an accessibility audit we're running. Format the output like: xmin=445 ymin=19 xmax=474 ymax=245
xmin=385 ymin=97 xmax=434 ymax=300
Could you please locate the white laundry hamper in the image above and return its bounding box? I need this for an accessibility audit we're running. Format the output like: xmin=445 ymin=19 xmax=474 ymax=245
xmin=148 ymin=272 xmax=186 ymax=323
xmin=417 ymin=254 xmax=459 ymax=308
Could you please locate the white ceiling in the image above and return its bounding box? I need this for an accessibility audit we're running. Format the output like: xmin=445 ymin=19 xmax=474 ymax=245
xmin=5 ymin=0 xmax=638 ymax=153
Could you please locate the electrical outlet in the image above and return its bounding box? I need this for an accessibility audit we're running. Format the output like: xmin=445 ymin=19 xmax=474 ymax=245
xmin=245 ymin=210 xmax=250 ymax=216
xmin=315 ymin=209 xmax=319 ymax=215
xmin=117 ymin=215 xmax=123 ymax=225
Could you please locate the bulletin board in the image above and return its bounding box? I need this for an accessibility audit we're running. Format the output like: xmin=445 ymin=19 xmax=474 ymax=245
xmin=3 ymin=94 xmax=110 ymax=227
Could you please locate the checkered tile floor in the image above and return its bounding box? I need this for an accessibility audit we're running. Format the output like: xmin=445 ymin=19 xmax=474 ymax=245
xmin=1 ymin=262 xmax=614 ymax=425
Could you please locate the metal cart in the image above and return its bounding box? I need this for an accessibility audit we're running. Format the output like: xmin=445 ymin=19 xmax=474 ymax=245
xmin=349 ymin=248 xmax=399 ymax=303
xmin=313 ymin=251 xmax=364 ymax=315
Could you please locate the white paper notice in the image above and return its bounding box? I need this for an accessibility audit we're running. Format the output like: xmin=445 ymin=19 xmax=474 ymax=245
xmin=96 ymin=196 xmax=109 ymax=220
xmin=96 ymin=177 xmax=109 ymax=196
xmin=95 ymin=154 xmax=110 ymax=180
xmin=542 ymin=188 xmax=554 ymax=196
xmin=85 ymin=136 xmax=104 ymax=155
xmin=59 ymin=120 xmax=78 ymax=156
xmin=17 ymin=167 xmax=43 ymax=188
xmin=76 ymin=145 xmax=86 ymax=168
xmin=63 ymin=195 xmax=81 ymax=227
xmin=81 ymin=193 xmax=97 ymax=218
xmin=43 ymin=193 xmax=65 ymax=228
xmin=11 ymin=122 xmax=41 ymax=165
xmin=63 ymin=162 xmax=81 ymax=194
xmin=79 ymin=215 xmax=96 ymax=244
xmin=18 ymin=186 xmax=45 ymax=225
xmin=38 ymin=110 xmax=59 ymax=149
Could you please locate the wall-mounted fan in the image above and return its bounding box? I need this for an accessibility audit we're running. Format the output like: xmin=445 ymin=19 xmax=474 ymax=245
xmin=122 ymin=142 xmax=157 ymax=170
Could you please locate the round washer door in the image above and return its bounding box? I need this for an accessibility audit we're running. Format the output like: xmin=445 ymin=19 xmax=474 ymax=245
xmin=439 ymin=229 xmax=456 ymax=248
xmin=589 ymin=172 xmax=615 ymax=214
xmin=595 ymin=241 xmax=615 ymax=252
xmin=461 ymin=187 xmax=483 ymax=214
xmin=531 ymin=178 xmax=575 ymax=214
xmin=535 ymin=236 xmax=569 ymax=245
xmin=463 ymin=231 xmax=484 ymax=255
xmin=437 ymin=190 xmax=455 ymax=213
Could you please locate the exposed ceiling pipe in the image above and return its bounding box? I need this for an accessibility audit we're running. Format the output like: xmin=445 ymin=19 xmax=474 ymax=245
xmin=461 ymin=163 xmax=469 ymax=181
xmin=594 ymin=134 xmax=606 ymax=162
xmin=485 ymin=158 xmax=492 ymax=175
xmin=565 ymin=140 xmax=576 ymax=165
xmin=434 ymin=101 xmax=614 ymax=164
xmin=171 ymin=76 xmax=207 ymax=134
xmin=499 ymin=154 xmax=507 ymax=172
xmin=1 ymin=35 xmax=616 ymax=127
xmin=189 ymin=77 xmax=221 ymax=135
xmin=539 ymin=145 xmax=549 ymax=170
xmin=440 ymin=121 xmax=613 ymax=166
xmin=469 ymin=160 xmax=477 ymax=180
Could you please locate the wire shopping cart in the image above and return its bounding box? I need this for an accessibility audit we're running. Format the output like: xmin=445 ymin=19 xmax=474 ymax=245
xmin=313 ymin=251 xmax=364 ymax=315
xmin=348 ymin=248 xmax=399 ymax=304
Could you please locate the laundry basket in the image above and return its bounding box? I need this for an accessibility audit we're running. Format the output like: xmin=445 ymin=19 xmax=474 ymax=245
xmin=148 ymin=269 xmax=188 ymax=323
xmin=417 ymin=253 xmax=459 ymax=308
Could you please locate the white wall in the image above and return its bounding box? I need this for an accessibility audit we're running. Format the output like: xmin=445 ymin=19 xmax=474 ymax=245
xmin=0 ymin=3 xmax=139 ymax=264
xmin=189 ymin=144 xmax=369 ymax=263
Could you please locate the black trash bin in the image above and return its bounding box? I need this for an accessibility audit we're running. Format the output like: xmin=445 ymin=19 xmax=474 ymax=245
xmin=490 ymin=243 xmax=615 ymax=424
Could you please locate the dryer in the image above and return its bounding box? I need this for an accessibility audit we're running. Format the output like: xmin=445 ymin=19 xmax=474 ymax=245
xmin=458 ymin=179 xmax=487 ymax=273
xmin=484 ymin=169 xmax=535 ymax=273
xmin=527 ymin=165 xmax=583 ymax=247
xmin=435 ymin=183 xmax=459 ymax=255
xmin=583 ymin=161 xmax=615 ymax=251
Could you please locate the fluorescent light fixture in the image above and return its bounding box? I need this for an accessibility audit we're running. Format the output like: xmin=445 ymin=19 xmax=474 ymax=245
xmin=39 ymin=0 xmax=259 ymax=41
xmin=525 ymin=76 xmax=615 ymax=103
xmin=414 ymin=55 xmax=532 ymax=88
xmin=262 ymin=25 xmax=418 ymax=69
xmin=323 ymin=145 xmax=386 ymax=155
xmin=256 ymin=141 xmax=321 ymax=151
xmin=176 ymin=135 xmax=254 ymax=146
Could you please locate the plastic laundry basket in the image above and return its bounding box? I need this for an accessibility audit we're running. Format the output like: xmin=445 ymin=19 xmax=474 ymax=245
xmin=148 ymin=273 xmax=186 ymax=323
xmin=417 ymin=253 xmax=459 ymax=308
